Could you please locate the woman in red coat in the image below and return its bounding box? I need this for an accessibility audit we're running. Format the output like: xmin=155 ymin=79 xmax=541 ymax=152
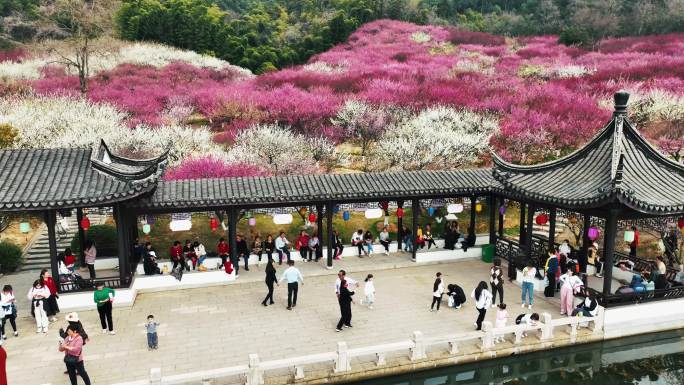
xmin=40 ymin=269 xmax=59 ymax=322
xmin=0 ymin=341 xmax=6 ymax=385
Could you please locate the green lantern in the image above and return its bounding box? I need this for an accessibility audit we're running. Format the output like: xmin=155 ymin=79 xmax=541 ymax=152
xmin=19 ymin=222 xmax=30 ymax=233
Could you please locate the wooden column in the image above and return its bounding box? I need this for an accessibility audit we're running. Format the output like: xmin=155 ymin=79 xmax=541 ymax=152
xmin=602 ymin=210 xmax=618 ymax=297
xmin=76 ymin=208 xmax=86 ymax=267
xmin=44 ymin=210 xmax=60 ymax=293
xmin=518 ymin=202 xmax=526 ymax=245
xmin=525 ymin=205 xmax=534 ymax=257
xmin=411 ymin=198 xmax=419 ymax=260
xmin=497 ymin=197 xmax=504 ymax=238
xmin=326 ymin=202 xmax=334 ymax=269
xmin=228 ymin=207 xmax=237 ymax=261
xmin=488 ymin=194 xmax=497 ymax=244
xmin=548 ymin=208 xmax=557 ymax=248
xmin=114 ymin=204 xmax=128 ymax=283
xmin=316 ymin=204 xmax=324 ymax=261
xmin=397 ymin=200 xmax=404 ymax=250
xmin=581 ymin=214 xmax=592 ymax=257
xmin=469 ymin=196 xmax=477 ymax=236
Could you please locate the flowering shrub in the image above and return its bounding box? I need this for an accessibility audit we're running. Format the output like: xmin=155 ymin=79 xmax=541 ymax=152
xmin=227 ymin=124 xmax=342 ymax=175
xmin=374 ymin=107 xmax=497 ymax=171
xmin=0 ymin=96 xmax=222 ymax=165
xmin=0 ymin=49 xmax=27 ymax=63
xmin=164 ymin=156 xmax=267 ymax=180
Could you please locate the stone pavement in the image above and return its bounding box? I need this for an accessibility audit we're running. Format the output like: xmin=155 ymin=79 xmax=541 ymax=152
xmin=5 ymin=256 xmax=566 ymax=385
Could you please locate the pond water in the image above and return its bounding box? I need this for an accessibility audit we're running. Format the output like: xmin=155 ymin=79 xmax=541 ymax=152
xmin=351 ymin=330 xmax=684 ymax=385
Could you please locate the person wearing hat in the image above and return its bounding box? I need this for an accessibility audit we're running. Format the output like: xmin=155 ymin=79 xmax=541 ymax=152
xmin=60 ymin=312 xmax=89 ymax=375
xmin=93 ymin=283 xmax=115 ymax=335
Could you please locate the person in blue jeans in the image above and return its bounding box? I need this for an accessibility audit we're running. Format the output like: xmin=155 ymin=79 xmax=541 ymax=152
xmin=521 ymin=263 xmax=537 ymax=309
xmin=145 ymin=315 xmax=159 ymax=350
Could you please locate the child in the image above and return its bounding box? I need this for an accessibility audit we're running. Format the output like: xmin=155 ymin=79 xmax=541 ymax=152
xmin=494 ymin=303 xmax=507 ymax=343
xmin=0 ymin=285 xmax=17 ymax=338
xmin=363 ymin=274 xmax=375 ymax=309
xmin=515 ymin=313 xmax=540 ymax=337
xmin=145 ymin=315 xmax=159 ymax=350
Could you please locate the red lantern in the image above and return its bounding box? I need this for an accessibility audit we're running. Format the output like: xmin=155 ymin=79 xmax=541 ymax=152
xmin=678 ymin=218 xmax=684 ymax=229
xmin=308 ymin=213 xmax=316 ymax=223
xmin=397 ymin=208 xmax=404 ymax=218
xmin=535 ymin=214 xmax=548 ymax=226
xmin=80 ymin=216 xmax=90 ymax=231
xmin=209 ymin=217 xmax=218 ymax=231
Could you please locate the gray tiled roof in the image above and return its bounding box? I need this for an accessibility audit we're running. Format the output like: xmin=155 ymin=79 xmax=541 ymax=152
xmin=492 ymin=107 xmax=684 ymax=215
xmin=129 ymin=169 xmax=496 ymax=210
xmin=0 ymin=144 xmax=167 ymax=211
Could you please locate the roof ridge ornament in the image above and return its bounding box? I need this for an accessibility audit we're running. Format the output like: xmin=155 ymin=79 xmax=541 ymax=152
xmin=610 ymin=91 xmax=629 ymax=181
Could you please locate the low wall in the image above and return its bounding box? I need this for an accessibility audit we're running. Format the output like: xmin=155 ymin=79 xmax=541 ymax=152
xmin=603 ymin=296 xmax=684 ymax=339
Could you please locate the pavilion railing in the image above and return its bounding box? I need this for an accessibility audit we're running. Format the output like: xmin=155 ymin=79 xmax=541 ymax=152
xmin=59 ymin=274 xmax=132 ymax=293
xmin=587 ymin=286 xmax=684 ymax=308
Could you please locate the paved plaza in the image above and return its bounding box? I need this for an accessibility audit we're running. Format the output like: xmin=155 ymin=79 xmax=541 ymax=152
xmin=3 ymin=256 xmax=568 ymax=385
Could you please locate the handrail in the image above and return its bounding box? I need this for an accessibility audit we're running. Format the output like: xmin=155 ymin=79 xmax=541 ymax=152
xmin=110 ymin=311 xmax=603 ymax=385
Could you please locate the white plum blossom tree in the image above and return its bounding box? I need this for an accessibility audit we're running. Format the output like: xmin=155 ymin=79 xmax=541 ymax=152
xmin=374 ymin=106 xmax=498 ymax=171
xmin=332 ymin=100 xmax=391 ymax=170
xmin=0 ymin=95 xmax=221 ymax=165
xmin=228 ymin=124 xmax=342 ymax=175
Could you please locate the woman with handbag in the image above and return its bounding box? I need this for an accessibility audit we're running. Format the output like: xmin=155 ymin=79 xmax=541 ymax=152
xmin=59 ymin=325 xmax=91 ymax=385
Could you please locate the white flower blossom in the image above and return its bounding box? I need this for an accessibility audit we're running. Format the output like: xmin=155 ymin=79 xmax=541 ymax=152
xmin=374 ymin=106 xmax=498 ymax=171
xmin=0 ymin=95 xmax=222 ymax=165
xmin=302 ymin=61 xmax=347 ymax=73
xmin=228 ymin=124 xmax=342 ymax=175
xmin=410 ymin=31 xmax=432 ymax=43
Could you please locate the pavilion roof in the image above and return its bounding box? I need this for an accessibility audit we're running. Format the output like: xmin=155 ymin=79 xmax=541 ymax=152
xmin=0 ymin=141 xmax=168 ymax=212
xmin=491 ymin=91 xmax=684 ymax=216
xmin=128 ymin=169 xmax=495 ymax=211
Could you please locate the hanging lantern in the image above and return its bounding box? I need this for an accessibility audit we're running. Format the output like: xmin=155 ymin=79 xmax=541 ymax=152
xmin=245 ymin=211 xmax=252 ymax=219
xmin=587 ymin=226 xmax=600 ymax=241
xmin=333 ymin=205 xmax=340 ymax=214
xmin=678 ymin=218 xmax=684 ymax=229
xmin=142 ymin=224 xmax=151 ymax=234
xmin=343 ymin=210 xmax=350 ymax=221
xmin=380 ymin=201 xmax=389 ymax=211
xmin=475 ymin=203 xmax=483 ymax=213
xmin=499 ymin=205 xmax=506 ymax=216
xmin=299 ymin=207 xmax=308 ymax=217
xmin=624 ymin=230 xmax=635 ymax=243
xmin=146 ymin=215 xmax=155 ymax=225
xmin=80 ymin=216 xmax=91 ymax=231
xmin=535 ymin=214 xmax=548 ymax=226
xmin=396 ymin=208 xmax=404 ymax=218
xmin=19 ymin=222 xmax=30 ymax=233
xmin=447 ymin=204 xmax=464 ymax=214
xmin=248 ymin=217 xmax=256 ymax=227
xmin=308 ymin=213 xmax=316 ymax=223
xmin=273 ymin=214 xmax=293 ymax=225
xmin=427 ymin=207 xmax=435 ymax=216
xmin=365 ymin=208 xmax=383 ymax=219
xmin=209 ymin=217 xmax=219 ymax=232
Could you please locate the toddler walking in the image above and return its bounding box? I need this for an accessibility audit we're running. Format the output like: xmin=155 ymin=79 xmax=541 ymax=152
xmin=145 ymin=315 xmax=159 ymax=350
xmin=494 ymin=303 xmax=507 ymax=343
xmin=363 ymin=274 xmax=375 ymax=309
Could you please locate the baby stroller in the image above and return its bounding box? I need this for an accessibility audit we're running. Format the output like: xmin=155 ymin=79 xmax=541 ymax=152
xmin=447 ymin=284 xmax=466 ymax=309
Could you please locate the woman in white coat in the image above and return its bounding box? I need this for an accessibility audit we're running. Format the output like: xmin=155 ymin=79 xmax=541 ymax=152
xmin=471 ymin=281 xmax=492 ymax=330
xmin=27 ymin=279 xmax=51 ymax=333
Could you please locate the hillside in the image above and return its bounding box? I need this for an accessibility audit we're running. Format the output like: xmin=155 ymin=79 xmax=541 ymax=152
xmin=0 ymin=20 xmax=683 ymax=178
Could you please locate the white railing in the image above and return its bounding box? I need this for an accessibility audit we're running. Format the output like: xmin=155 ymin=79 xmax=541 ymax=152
xmin=110 ymin=309 xmax=603 ymax=385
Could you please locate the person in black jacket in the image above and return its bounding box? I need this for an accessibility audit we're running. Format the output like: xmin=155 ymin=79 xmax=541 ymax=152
xmin=236 ymin=234 xmax=250 ymax=272
xmin=333 ymin=230 xmax=344 ymax=259
xmin=336 ymin=279 xmax=354 ymax=331
xmin=261 ymin=259 xmax=278 ymax=306
xmin=263 ymin=234 xmax=276 ymax=263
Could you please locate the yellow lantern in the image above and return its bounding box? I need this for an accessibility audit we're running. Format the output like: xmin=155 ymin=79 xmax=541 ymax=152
xmin=299 ymin=207 xmax=308 ymax=217
xmin=475 ymin=203 xmax=483 ymax=213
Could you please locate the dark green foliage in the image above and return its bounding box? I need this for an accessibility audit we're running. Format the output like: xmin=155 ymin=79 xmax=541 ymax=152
xmin=71 ymin=224 xmax=118 ymax=254
xmin=558 ymin=26 xmax=592 ymax=47
xmin=0 ymin=241 xmax=22 ymax=273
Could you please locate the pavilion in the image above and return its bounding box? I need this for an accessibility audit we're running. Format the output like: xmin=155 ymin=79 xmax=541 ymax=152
xmin=0 ymin=91 xmax=682 ymax=308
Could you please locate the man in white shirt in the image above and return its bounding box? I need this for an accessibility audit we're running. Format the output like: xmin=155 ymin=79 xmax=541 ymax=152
xmin=279 ymin=260 xmax=304 ymax=310
xmin=335 ymin=270 xmax=357 ymax=297
xmin=351 ymin=230 xmax=366 ymax=257
xmin=275 ymin=231 xmax=291 ymax=265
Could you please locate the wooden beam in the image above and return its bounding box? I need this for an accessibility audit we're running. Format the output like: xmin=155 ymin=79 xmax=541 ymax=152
xmin=316 ymin=204 xmax=323 ymax=262
xmin=488 ymin=194 xmax=497 ymax=244
xmin=411 ymin=199 xmax=419 ymax=261
xmin=326 ymin=202 xmax=334 ymax=269
xmin=525 ymin=205 xmax=534 ymax=257
xmin=228 ymin=207 xmax=237 ymax=262
xmin=397 ymin=200 xmax=404 ymax=251
xmin=44 ymin=210 xmax=60 ymax=293
xmin=114 ymin=204 xmax=128 ymax=284
xmin=548 ymin=208 xmax=557 ymax=248
xmin=497 ymin=197 xmax=504 ymax=238
xmin=602 ymin=210 xmax=618 ymax=297
xmin=76 ymin=208 xmax=86 ymax=267
xmin=469 ymin=196 xmax=476 ymax=236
